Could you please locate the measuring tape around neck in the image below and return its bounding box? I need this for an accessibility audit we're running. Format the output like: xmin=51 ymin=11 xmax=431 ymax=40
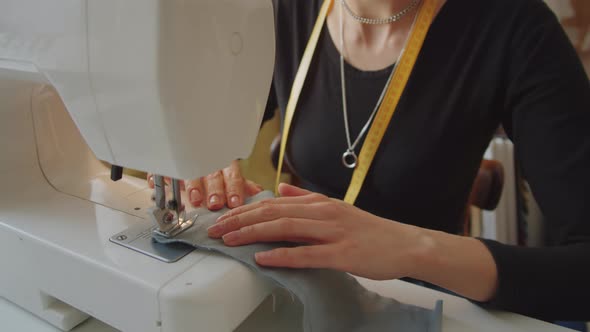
xmin=275 ymin=0 xmax=438 ymax=205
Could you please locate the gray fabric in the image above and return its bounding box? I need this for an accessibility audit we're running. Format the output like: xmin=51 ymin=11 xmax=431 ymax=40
xmin=154 ymin=191 xmax=443 ymax=332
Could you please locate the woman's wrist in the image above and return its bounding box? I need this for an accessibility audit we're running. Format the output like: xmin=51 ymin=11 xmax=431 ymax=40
xmin=402 ymin=225 xmax=440 ymax=279
xmin=404 ymin=227 xmax=498 ymax=302
xmin=406 ymin=228 xmax=449 ymax=281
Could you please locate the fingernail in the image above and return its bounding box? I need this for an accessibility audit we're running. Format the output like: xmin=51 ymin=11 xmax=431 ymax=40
xmin=189 ymin=189 xmax=202 ymax=204
xmin=207 ymin=223 xmax=223 ymax=237
xmin=209 ymin=194 xmax=220 ymax=206
xmin=222 ymin=231 xmax=240 ymax=244
xmin=229 ymin=195 xmax=240 ymax=207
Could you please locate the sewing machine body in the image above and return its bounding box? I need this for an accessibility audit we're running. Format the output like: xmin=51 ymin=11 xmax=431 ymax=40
xmin=0 ymin=0 xmax=278 ymax=331
xmin=1 ymin=0 xmax=274 ymax=179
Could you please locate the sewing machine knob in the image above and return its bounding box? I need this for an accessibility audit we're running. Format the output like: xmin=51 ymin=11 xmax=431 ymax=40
xmin=110 ymin=165 xmax=123 ymax=181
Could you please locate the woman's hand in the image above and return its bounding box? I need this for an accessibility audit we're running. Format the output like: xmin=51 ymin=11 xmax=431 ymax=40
xmin=148 ymin=160 xmax=264 ymax=210
xmin=207 ymin=183 xmax=433 ymax=280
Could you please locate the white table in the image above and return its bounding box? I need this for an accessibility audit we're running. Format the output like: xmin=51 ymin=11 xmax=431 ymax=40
xmin=359 ymin=278 xmax=573 ymax=331
xmin=2 ymin=278 xmax=572 ymax=332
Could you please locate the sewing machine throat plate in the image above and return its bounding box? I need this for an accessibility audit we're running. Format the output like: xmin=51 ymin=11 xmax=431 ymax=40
xmin=110 ymin=222 xmax=194 ymax=263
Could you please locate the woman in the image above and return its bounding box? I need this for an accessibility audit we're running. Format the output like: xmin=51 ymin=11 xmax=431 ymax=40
xmin=157 ymin=0 xmax=590 ymax=322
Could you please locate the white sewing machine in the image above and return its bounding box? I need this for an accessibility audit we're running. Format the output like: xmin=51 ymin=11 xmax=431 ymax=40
xmin=0 ymin=1 xmax=577 ymax=331
xmin=0 ymin=0 xmax=282 ymax=331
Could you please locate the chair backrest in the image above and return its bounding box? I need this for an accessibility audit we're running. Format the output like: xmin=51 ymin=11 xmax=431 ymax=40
xmin=468 ymin=159 xmax=504 ymax=211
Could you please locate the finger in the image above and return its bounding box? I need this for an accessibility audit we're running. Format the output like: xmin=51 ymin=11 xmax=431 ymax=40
xmin=221 ymin=218 xmax=336 ymax=246
xmin=147 ymin=174 xmax=154 ymax=188
xmin=216 ymin=193 xmax=328 ymax=223
xmin=186 ymin=178 xmax=205 ymax=207
xmin=203 ymin=171 xmax=226 ymax=210
xmin=254 ymin=245 xmax=338 ymax=269
xmin=278 ymin=183 xmax=313 ymax=197
xmin=208 ymin=203 xmax=327 ymax=238
xmin=245 ymin=180 xmax=264 ymax=196
xmin=223 ymin=161 xmax=246 ymax=208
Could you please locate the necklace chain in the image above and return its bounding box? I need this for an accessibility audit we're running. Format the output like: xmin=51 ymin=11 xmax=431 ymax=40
xmin=338 ymin=0 xmax=421 ymax=169
xmin=341 ymin=0 xmax=420 ymax=25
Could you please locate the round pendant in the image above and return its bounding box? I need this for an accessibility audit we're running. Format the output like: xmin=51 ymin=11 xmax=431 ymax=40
xmin=342 ymin=150 xmax=358 ymax=169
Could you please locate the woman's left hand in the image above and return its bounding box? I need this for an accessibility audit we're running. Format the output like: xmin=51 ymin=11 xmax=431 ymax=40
xmin=207 ymin=183 xmax=431 ymax=280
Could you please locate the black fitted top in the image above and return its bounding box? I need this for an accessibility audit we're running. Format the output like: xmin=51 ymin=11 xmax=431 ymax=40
xmin=263 ymin=0 xmax=590 ymax=321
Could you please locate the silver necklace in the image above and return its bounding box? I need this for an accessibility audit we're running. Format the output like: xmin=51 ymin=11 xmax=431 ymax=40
xmin=341 ymin=0 xmax=420 ymax=25
xmin=338 ymin=0 xmax=419 ymax=169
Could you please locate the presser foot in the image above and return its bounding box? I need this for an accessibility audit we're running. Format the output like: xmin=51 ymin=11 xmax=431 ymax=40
xmin=149 ymin=207 xmax=198 ymax=239
xmin=152 ymin=214 xmax=197 ymax=238
xmin=148 ymin=176 xmax=195 ymax=238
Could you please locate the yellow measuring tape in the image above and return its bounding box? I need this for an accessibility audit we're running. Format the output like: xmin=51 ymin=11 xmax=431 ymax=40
xmin=275 ymin=0 xmax=438 ymax=204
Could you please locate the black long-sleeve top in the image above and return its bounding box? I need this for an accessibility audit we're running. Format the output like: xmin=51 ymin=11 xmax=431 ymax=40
xmin=263 ymin=0 xmax=590 ymax=321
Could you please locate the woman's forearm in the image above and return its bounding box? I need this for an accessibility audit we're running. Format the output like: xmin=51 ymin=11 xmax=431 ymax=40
xmin=408 ymin=228 xmax=499 ymax=302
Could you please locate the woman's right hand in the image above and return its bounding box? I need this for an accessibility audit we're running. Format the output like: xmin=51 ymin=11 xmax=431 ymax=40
xmin=148 ymin=160 xmax=264 ymax=211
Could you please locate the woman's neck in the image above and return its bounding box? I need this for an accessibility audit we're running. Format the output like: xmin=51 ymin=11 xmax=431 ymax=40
xmin=346 ymin=0 xmax=415 ymax=19
xmin=340 ymin=0 xmax=416 ymax=51
xmin=325 ymin=0 xmax=414 ymax=71
xmin=326 ymin=0 xmax=445 ymax=71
